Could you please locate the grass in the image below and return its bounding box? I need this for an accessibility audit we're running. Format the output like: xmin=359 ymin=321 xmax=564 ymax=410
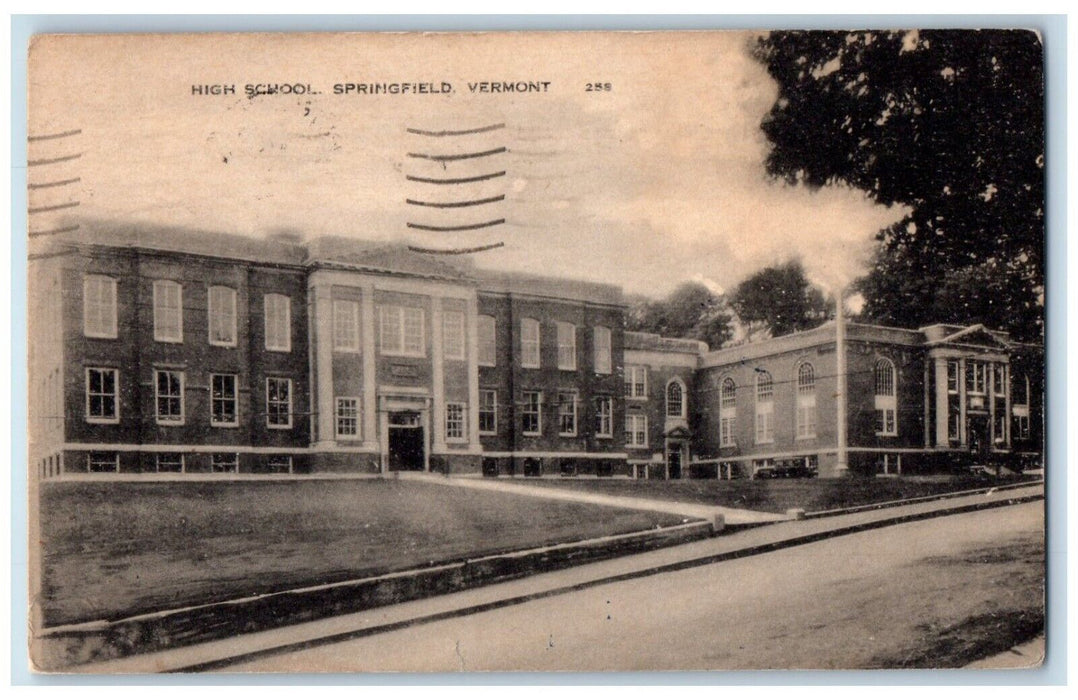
xmin=38 ymin=479 xmax=688 ymax=627
xmin=521 ymin=473 xmax=1039 ymax=514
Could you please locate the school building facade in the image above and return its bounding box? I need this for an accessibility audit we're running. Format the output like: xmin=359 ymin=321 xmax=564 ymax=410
xmin=28 ymin=222 xmax=1043 ymax=480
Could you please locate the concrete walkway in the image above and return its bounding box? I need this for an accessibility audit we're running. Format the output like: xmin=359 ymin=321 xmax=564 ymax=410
xmin=398 ymin=472 xmax=786 ymax=525
xmin=71 ymin=482 xmax=1043 ymax=673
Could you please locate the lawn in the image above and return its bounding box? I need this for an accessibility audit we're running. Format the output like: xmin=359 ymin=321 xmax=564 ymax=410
xmin=522 ymin=473 xmax=1039 ymax=514
xmin=38 ymin=479 xmax=688 ymax=627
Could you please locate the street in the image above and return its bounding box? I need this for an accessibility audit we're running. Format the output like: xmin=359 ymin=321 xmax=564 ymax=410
xmin=221 ymin=500 xmax=1044 ymax=672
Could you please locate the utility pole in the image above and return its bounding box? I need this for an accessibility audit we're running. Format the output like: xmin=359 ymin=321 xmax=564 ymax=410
xmin=834 ymin=288 xmax=849 ymax=475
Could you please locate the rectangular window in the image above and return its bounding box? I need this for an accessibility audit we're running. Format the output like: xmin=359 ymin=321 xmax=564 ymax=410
xmin=755 ymin=404 xmax=774 ymax=444
xmin=966 ymin=361 xmax=987 ymax=394
xmin=266 ymin=455 xmax=293 ymax=474
xmin=379 ymin=305 xmax=425 ymax=357
xmin=210 ymin=374 xmax=238 ymax=427
xmin=478 ymin=315 xmax=497 ymax=367
xmin=88 ymin=451 xmax=118 ymax=473
xmin=266 ymin=377 xmax=293 ymax=429
xmin=264 ymin=294 xmax=292 ymax=352
xmin=445 ymin=402 xmax=466 ymax=441
xmin=625 ymin=366 xmax=648 ymax=399
xmin=595 ymin=396 xmax=613 ymax=438
xmin=208 ymin=286 xmax=237 ymax=346
xmin=625 ymin=414 xmax=648 ymax=448
xmin=336 ymin=397 xmax=360 ymax=438
xmin=556 ymin=322 xmax=577 ymax=370
xmin=211 ymin=453 xmax=239 ymax=473
xmin=947 ymin=360 xmax=959 ymax=394
xmin=593 ymin=326 xmax=612 ymax=375
xmin=153 ymin=280 xmax=184 ymax=343
xmin=333 ymin=298 xmax=361 ymax=352
xmin=155 ymin=370 xmax=184 ymax=424
xmin=720 ymin=417 xmax=736 ymax=447
xmin=522 ymin=391 xmax=542 ymax=435
xmin=156 ymin=453 xmax=184 ymax=473
xmin=876 ymin=407 xmax=897 ymax=436
xmin=1014 ymin=412 xmax=1031 ymax=440
xmin=993 ymin=364 xmax=1006 ymax=396
xmin=521 ymin=318 xmax=540 ymax=368
xmin=86 ymin=367 xmax=119 ymax=423
xmin=557 ymin=391 xmax=578 ymax=436
xmin=83 ymin=275 xmax=118 ymax=339
xmin=479 ymin=390 xmax=497 ymax=435
xmin=443 ymin=310 xmax=466 ymax=361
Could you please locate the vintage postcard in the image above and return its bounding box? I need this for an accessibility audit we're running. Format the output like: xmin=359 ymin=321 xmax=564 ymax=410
xmin=26 ymin=30 xmax=1045 ymax=673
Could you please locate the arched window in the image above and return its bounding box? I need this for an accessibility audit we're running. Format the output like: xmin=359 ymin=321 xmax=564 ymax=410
xmin=796 ymin=363 xmax=816 ymax=439
xmin=755 ymin=371 xmax=774 ymax=444
xmin=874 ymin=358 xmax=897 ymax=435
xmin=719 ymin=378 xmax=737 ymax=447
xmin=666 ymin=379 xmax=685 ymax=418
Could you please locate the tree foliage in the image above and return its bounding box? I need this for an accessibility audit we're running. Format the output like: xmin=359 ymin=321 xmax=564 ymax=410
xmin=626 ymin=281 xmax=734 ymax=350
xmin=729 ymin=260 xmax=828 ymax=338
xmin=754 ymin=30 xmax=1044 ymax=341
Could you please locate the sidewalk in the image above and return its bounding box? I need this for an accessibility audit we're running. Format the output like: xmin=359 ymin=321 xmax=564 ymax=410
xmin=69 ymin=482 xmax=1044 ymax=673
xmin=399 ymin=471 xmax=785 ymax=524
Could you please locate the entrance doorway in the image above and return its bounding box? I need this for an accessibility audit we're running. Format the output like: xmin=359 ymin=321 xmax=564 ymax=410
xmin=388 ymin=411 xmax=425 ymax=471
xmin=667 ymin=442 xmax=684 ymax=480
xmin=967 ymin=414 xmax=991 ymax=459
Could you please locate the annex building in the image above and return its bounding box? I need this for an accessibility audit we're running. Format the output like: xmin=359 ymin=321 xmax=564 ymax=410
xmin=28 ymin=222 xmax=1043 ymax=481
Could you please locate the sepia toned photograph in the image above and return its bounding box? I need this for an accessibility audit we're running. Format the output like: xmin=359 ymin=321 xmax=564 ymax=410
xmin=25 ymin=28 xmax=1046 ymax=674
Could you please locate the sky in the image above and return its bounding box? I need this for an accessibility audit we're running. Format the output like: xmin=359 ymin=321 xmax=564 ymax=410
xmin=27 ymin=31 xmax=907 ymax=298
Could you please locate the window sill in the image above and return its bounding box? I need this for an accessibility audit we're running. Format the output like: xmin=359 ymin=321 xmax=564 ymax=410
xmin=154 ymin=337 xmax=184 ymax=344
xmin=156 ymin=419 xmax=186 ymax=426
xmin=595 ymin=434 xmax=613 ymax=440
xmin=478 ymin=362 xmax=497 ymax=369
xmin=211 ymin=421 xmax=240 ymax=428
xmin=445 ymin=438 xmax=469 ymax=444
xmin=381 ymin=350 xmax=425 ymax=359
xmin=558 ymin=432 xmax=578 ymax=438
xmin=875 ymin=432 xmax=898 ymax=438
xmin=265 ymin=347 xmax=293 ymax=354
xmin=267 ymin=424 xmax=294 ymax=430
xmin=522 ymin=431 xmax=542 ymax=437
xmin=479 ymin=430 xmax=497 ymax=436
xmin=209 ymin=341 xmax=238 ymax=348
xmin=333 ymin=347 xmax=362 ymax=354
xmin=796 ymin=434 xmax=817 ymax=441
xmin=86 ymin=417 xmax=120 ymax=425
xmin=84 ymin=332 xmax=118 ymax=340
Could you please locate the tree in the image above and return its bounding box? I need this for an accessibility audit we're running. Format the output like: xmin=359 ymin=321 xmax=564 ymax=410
xmin=626 ymin=282 xmax=734 ymax=350
xmin=754 ymin=30 xmax=1044 ymax=341
xmin=729 ymin=260 xmax=828 ymax=338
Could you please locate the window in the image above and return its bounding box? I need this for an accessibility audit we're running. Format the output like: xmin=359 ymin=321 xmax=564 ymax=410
xmin=625 ymin=366 xmax=648 ymax=399
xmin=521 ymin=318 xmax=540 ymax=368
xmin=625 ymin=414 xmax=648 ymax=448
xmin=719 ymin=378 xmax=737 ymax=447
xmin=266 ymin=455 xmax=292 ymax=474
xmin=796 ymin=363 xmax=816 ymax=439
xmin=86 ymin=367 xmax=119 ymax=423
xmin=155 ymin=370 xmax=185 ymax=424
xmin=557 ymin=391 xmax=578 ymax=436
xmin=479 ymin=390 xmax=497 ymax=434
xmin=211 ymin=453 xmax=239 ymax=473
xmin=966 ymin=361 xmax=987 ymax=395
xmin=445 ymin=402 xmax=466 ymax=441
xmin=443 ymin=310 xmax=466 ymax=361
xmin=1013 ymin=374 xmax=1031 ymax=440
xmin=264 ymin=294 xmax=292 ymax=352
xmin=379 ymin=305 xmax=425 ymax=357
xmin=666 ymin=380 xmax=685 ymax=418
xmin=992 ymin=364 xmax=1006 ymax=396
xmin=266 ymin=377 xmax=292 ymax=428
xmin=153 ymin=280 xmax=183 ymax=342
xmin=593 ymin=326 xmax=612 ymax=375
xmin=210 ymin=374 xmax=238 ymax=426
xmin=333 ymin=298 xmax=361 ymax=352
xmin=88 ymin=451 xmax=118 ymax=473
xmin=208 ymin=286 xmax=237 ymax=346
xmin=947 ymin=360 xmax=959 ymax=394
xmin=83 ymin=275 xmax=117 ymax=338
xmin=156 ymin=453 xmax=184 ymax=473
xmin=874 ymin=359 xmax=897 ymax=435
xmin=478 ymin=315 xmax=497 ymax=367
xmin=556 ymin=322 xmax=577 ymax=370
xmin=595 ymin=397 xmax=613 ymax=438
xmin=336 ymin=397 xmax=360 ymax=438
xmin=522 ymin=391 xmax=542 ymax=435
xmin=755 ymin=371 xmax=774 ymax=444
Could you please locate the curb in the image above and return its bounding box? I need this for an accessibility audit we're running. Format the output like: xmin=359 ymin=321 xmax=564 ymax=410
xmin=35 ymin=519 xmax=714 ymax=670
xmin=803 ymin=479 xmax=1044 ymax=519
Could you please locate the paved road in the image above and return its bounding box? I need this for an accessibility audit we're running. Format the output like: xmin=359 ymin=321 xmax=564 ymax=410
xmin=221 ymin=500 xmax=1044 ymax=672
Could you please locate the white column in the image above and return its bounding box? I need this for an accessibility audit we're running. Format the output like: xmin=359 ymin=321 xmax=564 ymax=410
xmin=466 ymin=293 xmax=482 ymax=452
xmin=834 ymin=291 xmax=848 ymax=474
xmin=311 ymin=279 xmax=336 ymax=448
xmin=934 ymin=356 xmax=950 ymax=447
xmin=958 ymin=358 xmax=968 ymax=446
xmin=431 ymin=297 xmax=447 ymax=455
xmin=1004 ymin=363 xmax=1012 ymax=447
xmin=361 ymin=284 xmax=378 ymax=451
